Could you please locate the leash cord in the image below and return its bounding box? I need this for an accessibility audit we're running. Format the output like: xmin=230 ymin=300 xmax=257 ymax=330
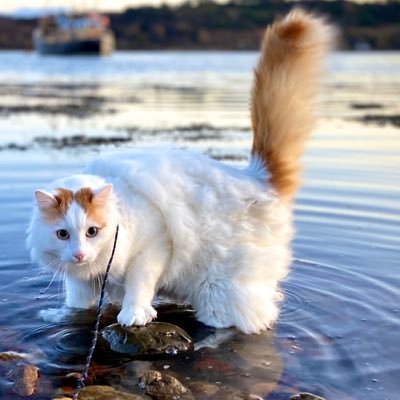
xmin=72 ymin=224 xmax=119 ymax=400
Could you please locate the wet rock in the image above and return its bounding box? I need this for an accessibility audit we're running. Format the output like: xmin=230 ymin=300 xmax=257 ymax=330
xmin=222 ymin=393 xmax=262 ymax=400
xmin=290 ymin=393 xmax=327 ymax=400
xmin=187 ymin=382 xmax=262 ymax=400
xmin=0 ymin=351 xmax=26 ymax=362
xmin=7 ymin=363 xmax=39 ymax=396
xmin=34 ymin=135 xmax=131 ymax=149
xmin=358 ymin=114 xmax=400 ymax=127
xmin=101 ymin=322 xmax=193 ymax=358
xmin=231 ymin=394 xmax=262 ymax=400
xmin=350 ymin=102 xmax=383 ymax=110
xmin=0 ymin=101 xmax=115 ymax=118
xmin=187 ymin=381 xmax=220 ymax=398
xmin=0 ymin=351 xmax=39 ymax=397
xmin=138 ymin=370 xmax=194 ymax=400
xmin=154 ymin=303 xmax=215 ymax=343
xmin=53 ymin=385 xmax=145 ymax=400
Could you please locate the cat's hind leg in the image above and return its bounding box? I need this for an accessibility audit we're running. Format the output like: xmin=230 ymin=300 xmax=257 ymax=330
xmin=193 ymin=279 xmax=281 ymax=334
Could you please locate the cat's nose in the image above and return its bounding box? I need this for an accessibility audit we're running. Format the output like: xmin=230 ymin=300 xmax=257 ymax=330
xmin=73 ymin=251 xmax=86 ymax=262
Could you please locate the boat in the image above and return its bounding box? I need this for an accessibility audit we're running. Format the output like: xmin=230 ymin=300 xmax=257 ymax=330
xmin=33 ymin=13 xmax=115 ymax=55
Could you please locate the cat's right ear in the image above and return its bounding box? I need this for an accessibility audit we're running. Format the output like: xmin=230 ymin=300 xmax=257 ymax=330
xmin=35 ymin=190 xmax=57 ymax=210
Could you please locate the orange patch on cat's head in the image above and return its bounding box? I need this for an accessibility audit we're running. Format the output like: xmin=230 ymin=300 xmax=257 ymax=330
xmin=35 ymin=188 xmax=73 ymax=222
xmin=74 ymin=186 xmax=112 ymax=228
xmin=35 ymin=185 xmax=112 ymax=226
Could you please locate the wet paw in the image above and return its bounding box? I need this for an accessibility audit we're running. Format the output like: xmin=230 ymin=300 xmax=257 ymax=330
xmin=117 ymin=304 xmax=157 ymax=326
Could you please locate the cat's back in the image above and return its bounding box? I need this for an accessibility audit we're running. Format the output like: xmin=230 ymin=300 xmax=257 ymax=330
xmin=84 ymin=148 xmax=274 ymax=238
xmin=86 ymin=148 xmax=235 ymax=177
xmin=84 ymin=148 xmax=266 ymax=200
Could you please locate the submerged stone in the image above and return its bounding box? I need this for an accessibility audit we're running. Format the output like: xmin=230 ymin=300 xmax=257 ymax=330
xmin=100 ymin=322 xmax=193 ymax=357
xmin=7 ymin=363 xmax=39 ymax=397
xmin=0 ymin=351 xmax=26 ymax=362
xmin=290 ymin=393 xmax=327 ymax=400
xmin=0 ymin=351 xmax=39 ymax=397
xmin=188 ymin=381 xmax=262 ymax=400
xmin=53 ymin=385 xmax=145 ymax=400
xmin=138 ymin=370 xmax=194 ymax=400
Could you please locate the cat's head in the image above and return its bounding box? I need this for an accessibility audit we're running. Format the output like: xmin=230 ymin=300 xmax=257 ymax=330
xmin=27 ymin=175 xmax=119 ymax=277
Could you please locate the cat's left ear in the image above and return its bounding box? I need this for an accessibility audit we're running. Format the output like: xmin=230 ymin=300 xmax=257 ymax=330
xmin=93 ymin=184 xmax=113 ymax=206
xmin=35 ymin=190 xmax=57 ymax=210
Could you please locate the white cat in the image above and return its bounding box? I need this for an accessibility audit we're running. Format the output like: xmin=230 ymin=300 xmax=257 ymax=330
xmin=27 ymin=10 xmax=333 ymax=334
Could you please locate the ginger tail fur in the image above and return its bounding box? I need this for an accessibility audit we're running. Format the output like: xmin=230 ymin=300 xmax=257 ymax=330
xmin=251 ymin=9 xmax=334 ymax=201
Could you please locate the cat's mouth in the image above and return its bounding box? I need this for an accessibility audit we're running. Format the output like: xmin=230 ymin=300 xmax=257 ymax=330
xmin=69 ymin=259 xmax=91 ymax=266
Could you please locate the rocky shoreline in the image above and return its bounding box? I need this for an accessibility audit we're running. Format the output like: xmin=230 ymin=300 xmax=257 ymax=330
xmin=0 ymin=302 xmax=327 ymax=400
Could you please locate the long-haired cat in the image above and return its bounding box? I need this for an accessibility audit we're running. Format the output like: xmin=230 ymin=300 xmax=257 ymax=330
xmin=27 ymin=10 xmax=333 ymax=334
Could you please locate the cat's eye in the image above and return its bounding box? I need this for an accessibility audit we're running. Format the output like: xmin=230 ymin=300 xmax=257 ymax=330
xmin=56 ymin=229 xmax=69 ymax=240
xmin=86 ymin=227 xmax=98 ymax=238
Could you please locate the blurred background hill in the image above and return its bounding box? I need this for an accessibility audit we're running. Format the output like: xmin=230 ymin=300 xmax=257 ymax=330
xmin=0 ymin=0 xmax=399 ymax=50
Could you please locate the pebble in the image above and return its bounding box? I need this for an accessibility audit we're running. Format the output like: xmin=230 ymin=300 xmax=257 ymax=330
xmin=138 ymin=370 xmax=195 ymax=400
xmin=53 ymin=385 xmax=145 ymax=400
xmin=100 ymin=322 xmax=193 ymax=357
xmin=290 ymin=392 xmax=327 ymax=400
xmin=7 ymin=363 xmax=39 ymax=397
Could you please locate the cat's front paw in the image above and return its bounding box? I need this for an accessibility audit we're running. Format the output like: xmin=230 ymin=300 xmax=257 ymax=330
xmin=117 ymin=304 xmax=157 ymax=326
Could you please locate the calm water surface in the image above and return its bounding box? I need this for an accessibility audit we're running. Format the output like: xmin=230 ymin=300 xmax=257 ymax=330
xmin=0 ymin=51 xmax=399 ymax=399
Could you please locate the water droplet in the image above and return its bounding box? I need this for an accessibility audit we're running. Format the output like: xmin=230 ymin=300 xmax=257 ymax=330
xmin=165 ymin=346 xmax=178 ymax=355
xmin=262 ymin=361 xmax=270 ymax=366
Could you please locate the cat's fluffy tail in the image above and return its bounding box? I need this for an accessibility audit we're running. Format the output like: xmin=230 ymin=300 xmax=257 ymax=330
xmin=251 ymin=9 xmax=334 ymax=201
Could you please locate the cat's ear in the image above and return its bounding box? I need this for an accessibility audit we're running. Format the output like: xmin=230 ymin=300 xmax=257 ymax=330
xmin=93 ymin=184 xmax=113 ymax=206
xmin=35 ymin=190 xmax=57 ymax=210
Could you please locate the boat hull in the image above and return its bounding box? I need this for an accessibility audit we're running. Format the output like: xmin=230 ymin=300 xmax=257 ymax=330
xmin=33 ymin=30 xmax=114 ymax=55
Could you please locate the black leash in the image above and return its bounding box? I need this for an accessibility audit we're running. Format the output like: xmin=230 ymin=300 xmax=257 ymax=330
xmin=72 ymin=224 xmax=119 ymax=400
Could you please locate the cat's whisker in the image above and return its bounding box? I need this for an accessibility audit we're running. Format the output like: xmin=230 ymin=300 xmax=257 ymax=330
xmin=58 ymin=268 xmax=64 ymax=307
xmin=107 ymin=275 xmax=123 ymax=287
xmin=93 ymin=260 xmax=106 ymax=290
xmin=39 ymin=258 xmax=60 ymax=275
xmin=57 ymin=264 xmax=67 ymax=306
xmin=97 ymin=257 xmax=120 ymax=287
xmin=41 ymin=260 xmax=63 ymax=294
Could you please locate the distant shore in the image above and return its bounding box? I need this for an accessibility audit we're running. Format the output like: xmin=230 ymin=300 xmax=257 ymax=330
xmin=1 ymin=0 xmax=400 ymax=51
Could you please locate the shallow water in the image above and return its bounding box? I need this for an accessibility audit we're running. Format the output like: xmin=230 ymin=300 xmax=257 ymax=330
xmin=0 ymin=51 xmax=399 ymax=399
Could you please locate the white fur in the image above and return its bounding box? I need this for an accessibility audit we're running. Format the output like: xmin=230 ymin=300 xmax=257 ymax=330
xmin=27 ymin=148 xmax=292 ymax=333
xmin=27 ymin=9 xmax=333 ymax=333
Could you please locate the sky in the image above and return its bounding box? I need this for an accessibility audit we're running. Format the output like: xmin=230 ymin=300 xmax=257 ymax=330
xmin=0 ymin=0 xmax=388 ymax=15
